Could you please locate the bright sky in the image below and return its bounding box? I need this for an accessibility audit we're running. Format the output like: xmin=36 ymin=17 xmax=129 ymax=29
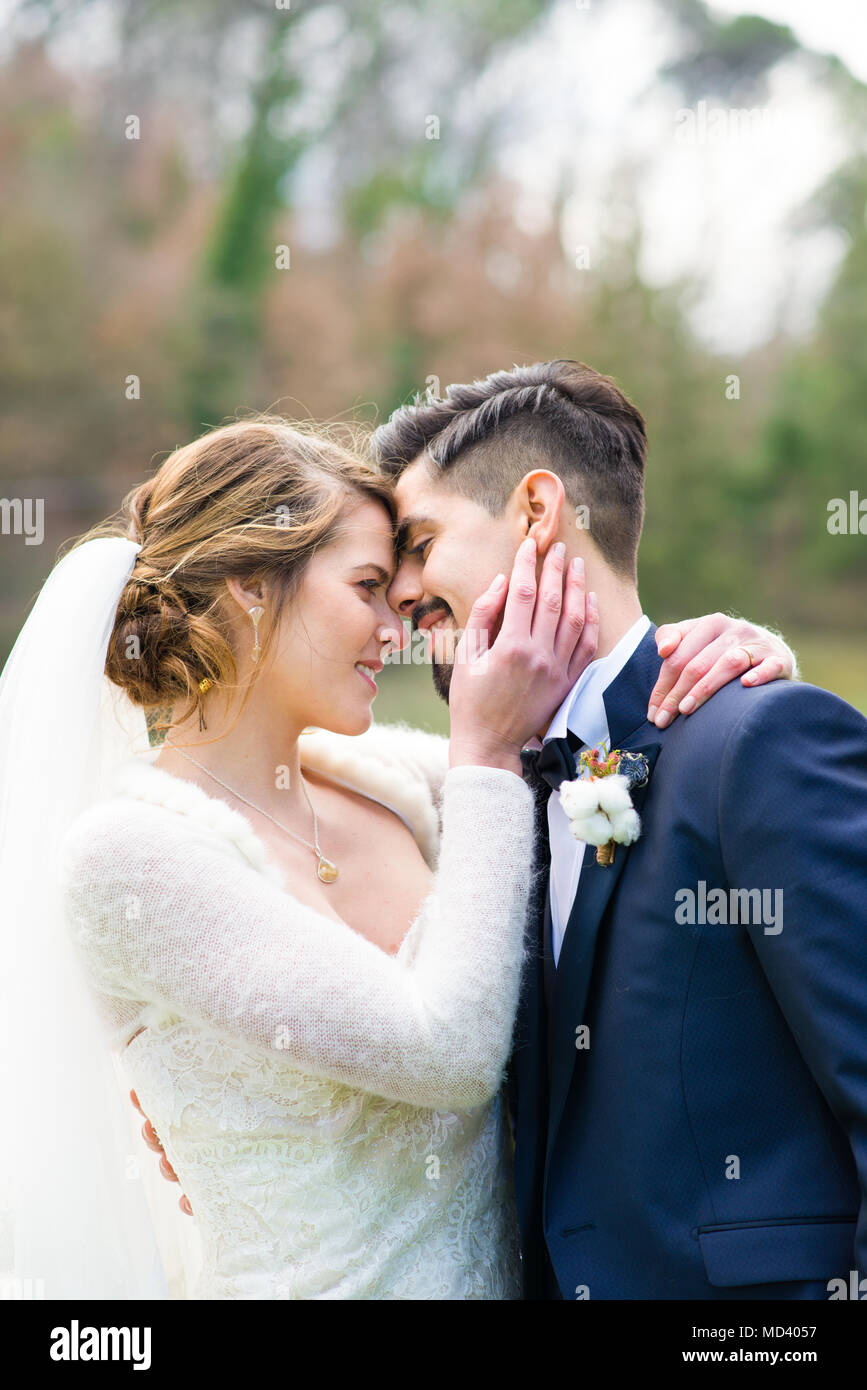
xmin=711 ymin=0 xmax=867 ymax=81
xmin=479 ymin=0 xmax=866 ymax=352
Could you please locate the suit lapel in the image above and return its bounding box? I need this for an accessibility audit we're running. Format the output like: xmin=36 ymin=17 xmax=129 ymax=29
xmin=544 ymin=625 xmax=664 ymax=1179
xmin=543 ymin=882 xmax=555 ymax=1016
xmin=543 ymin=882 xmax=561 ymax=1083
xmin=545 ymin=740 xmax=659 ymax=1167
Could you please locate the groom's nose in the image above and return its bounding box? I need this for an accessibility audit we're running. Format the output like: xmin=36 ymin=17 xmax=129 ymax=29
xmin=386 ymin=558 xmax=423 ymax=620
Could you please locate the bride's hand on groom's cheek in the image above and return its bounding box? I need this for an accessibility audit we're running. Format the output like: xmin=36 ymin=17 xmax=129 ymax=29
xmin=647 ymin=614 xmax=797 ymax=729
xmin=449 ymin=537 xmax=599 ymax=767
xmin=130 ymin=1088 xmax=194 ymax=1216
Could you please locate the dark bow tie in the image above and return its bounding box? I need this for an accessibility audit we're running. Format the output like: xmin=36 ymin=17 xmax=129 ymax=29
xmin=520 ymin=729 xmax=584 ymax=793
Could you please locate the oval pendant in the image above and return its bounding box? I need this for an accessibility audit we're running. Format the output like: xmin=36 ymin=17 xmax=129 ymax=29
xmin=317 ymin=856 xmax=338 ymax=883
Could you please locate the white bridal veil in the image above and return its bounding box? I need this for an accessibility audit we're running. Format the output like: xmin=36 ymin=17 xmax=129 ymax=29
xmin=0 ymin=537 xmax=195 ymax=1299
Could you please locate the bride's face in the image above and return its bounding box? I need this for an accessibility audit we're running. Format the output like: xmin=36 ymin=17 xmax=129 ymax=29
xmin=260 ymin=499 xmax=406 ymax=736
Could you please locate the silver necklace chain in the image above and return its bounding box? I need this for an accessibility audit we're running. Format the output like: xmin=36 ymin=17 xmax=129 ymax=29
xmin=164 ymin=741 xmax=328 ymax=865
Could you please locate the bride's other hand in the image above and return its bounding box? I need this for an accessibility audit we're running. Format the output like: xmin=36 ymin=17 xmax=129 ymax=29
xmin=130 ymin=1088 xmax=194 ymax=1216
xmin=647 ymin=614 xmax=798 ymax=729
xmin=448 ymin=536 xmax=598 ymax=772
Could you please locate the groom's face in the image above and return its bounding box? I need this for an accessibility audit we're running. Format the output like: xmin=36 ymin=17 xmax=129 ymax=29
xmin=387 ymin=457 xmax=523 ymax=700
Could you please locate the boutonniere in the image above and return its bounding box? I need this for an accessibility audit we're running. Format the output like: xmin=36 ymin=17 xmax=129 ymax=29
xmin=558 ymin=746 xmax=650 ymax=866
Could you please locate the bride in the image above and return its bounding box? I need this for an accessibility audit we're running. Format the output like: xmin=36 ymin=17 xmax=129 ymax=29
xmin=0 ymin=414 xmax=787 ymax=1300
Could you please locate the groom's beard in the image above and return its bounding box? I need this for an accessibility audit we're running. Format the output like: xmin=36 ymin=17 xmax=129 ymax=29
xmin=432 ymin=654 xmax=452 ymax=703
xmin=412 ymin=598 xmax=456 ymax=704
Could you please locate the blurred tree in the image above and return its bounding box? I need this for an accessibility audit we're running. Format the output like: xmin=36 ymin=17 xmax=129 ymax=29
xmin=661 ymin=2 xmax=799 ymax=101
xmin=751 ymin=156 xmax=867 ymax=628
xmin=11 ymin=0 xmax=553 ymax=424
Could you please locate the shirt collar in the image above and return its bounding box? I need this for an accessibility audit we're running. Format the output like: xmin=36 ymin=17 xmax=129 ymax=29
xmin=540 ymin=613 xmax=651 ymax=751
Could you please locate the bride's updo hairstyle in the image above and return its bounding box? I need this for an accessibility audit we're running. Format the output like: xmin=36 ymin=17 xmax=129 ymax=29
xmin=74 ymin=415 xmax=395 ymax=738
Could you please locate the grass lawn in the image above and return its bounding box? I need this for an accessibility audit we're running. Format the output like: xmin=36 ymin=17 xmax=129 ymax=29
xmin=787 ymin=632 xmax=867 ymax=717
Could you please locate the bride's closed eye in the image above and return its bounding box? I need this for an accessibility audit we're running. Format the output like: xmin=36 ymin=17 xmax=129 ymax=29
xmin=408 ymin=539 xmax=432 ymax=560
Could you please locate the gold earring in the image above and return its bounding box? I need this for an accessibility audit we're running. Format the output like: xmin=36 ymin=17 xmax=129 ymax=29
xmin=248 ymin=605 xmax=265 ymax=662
xmin=197 ymin=677 xmax=212 ymax=732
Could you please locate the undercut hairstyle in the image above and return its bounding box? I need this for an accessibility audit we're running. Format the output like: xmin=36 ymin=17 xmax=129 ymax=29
xmin=372 ymin=360 xmax=647 ymax=581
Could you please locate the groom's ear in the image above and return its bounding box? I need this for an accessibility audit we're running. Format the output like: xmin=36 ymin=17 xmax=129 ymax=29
xmin=512 ymin=470 xmax=567 ymax=554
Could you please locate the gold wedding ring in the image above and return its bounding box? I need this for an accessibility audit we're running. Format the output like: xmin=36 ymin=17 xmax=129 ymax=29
xmin=738 ymin=646 xmax=756 ymax=668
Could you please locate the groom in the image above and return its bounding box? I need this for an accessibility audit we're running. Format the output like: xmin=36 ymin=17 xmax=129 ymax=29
xmin=373 ymin=359 xmax=867 ymax=1300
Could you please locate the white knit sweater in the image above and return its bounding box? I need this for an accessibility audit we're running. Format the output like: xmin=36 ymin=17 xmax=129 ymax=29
xmin=59 ymin=720 xmax=536 ymax=1300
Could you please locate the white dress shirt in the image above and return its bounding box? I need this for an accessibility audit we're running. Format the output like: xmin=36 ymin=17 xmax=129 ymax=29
xmin=531 ymin=613 xmax=651 ymax=967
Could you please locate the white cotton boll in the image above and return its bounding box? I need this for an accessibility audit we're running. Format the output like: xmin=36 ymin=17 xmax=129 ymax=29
xmin=559 ymin=778 xmax=614 ymax=845
xmin=568 ymin=810 xmax=613 ymax=845
xmin=595 ymin=775 xmax=633 ymax=814
xmin=560 ymin=773 xmax=642 ymax=847
xmin=608 ymin=807 xmax=641 ymax=844
xmin=558 ymin=778 xmax=599 ymax=820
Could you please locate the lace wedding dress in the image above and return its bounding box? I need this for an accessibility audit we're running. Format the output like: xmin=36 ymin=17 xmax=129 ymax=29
xmin=58 ymin=722 xmax=536 ymax=1300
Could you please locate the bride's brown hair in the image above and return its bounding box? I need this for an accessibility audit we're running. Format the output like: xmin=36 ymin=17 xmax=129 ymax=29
xmin=71 ymin=414 xmax=395 ymax=738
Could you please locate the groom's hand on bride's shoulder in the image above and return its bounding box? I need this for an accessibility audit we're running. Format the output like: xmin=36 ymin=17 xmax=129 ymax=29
xmin=647 ymin=614 xmax=798 ymax=730
xmin=130 ymin=1089 xmax=194 ymax=1216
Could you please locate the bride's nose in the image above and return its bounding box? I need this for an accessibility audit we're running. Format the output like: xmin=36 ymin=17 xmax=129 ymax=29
xmin=377 ymin=623 xmax=409 ymax=659
xmin=375 ymin=602 xmax=409 ymax=656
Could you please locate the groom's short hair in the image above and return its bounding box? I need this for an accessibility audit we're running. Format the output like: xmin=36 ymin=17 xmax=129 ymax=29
xmin=372 ymin=360 xmax=647 ymax=581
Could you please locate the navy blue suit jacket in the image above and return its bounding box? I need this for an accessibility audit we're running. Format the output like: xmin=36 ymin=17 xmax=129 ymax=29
xmin=507 ymin=624 xmax=867 ymax=1299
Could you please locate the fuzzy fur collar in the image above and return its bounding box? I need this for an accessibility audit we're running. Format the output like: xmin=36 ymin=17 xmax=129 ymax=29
xmin=109 ymin=725 xmax=441 ymax=885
